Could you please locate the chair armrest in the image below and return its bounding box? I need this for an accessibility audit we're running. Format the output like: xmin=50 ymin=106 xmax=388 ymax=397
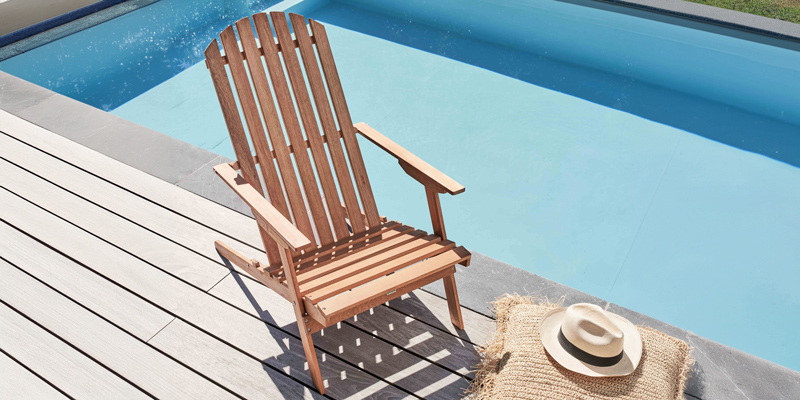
xmin=354 ymin=122 xmax=465 ymax=195
xmin=213 ymin=163 xmax=311 ymax=251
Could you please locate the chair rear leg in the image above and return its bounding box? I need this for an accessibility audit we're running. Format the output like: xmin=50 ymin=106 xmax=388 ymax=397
xmin=442 ymin=272 xmax=464 ymax=330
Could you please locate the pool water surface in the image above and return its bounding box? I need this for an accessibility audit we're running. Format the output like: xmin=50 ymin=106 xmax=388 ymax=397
xmin=2 ymin=0 xmax=799 ymax=371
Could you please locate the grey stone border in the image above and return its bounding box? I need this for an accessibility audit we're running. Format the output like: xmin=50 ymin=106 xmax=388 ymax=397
xmin=587 ymin=0 xmax=800 ymax=42
xmin=2 ymin=61 xmax=799 ymax=400
xmin=0 ymin=0 xmax=158 ymax=62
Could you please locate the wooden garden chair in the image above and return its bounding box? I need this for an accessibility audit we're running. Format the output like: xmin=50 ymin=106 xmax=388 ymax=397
xmin=204 ymin=12 xmax=471 ymax=394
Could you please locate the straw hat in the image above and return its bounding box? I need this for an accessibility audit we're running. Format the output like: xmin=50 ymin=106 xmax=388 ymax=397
xmin=540 ymin=303 xmax=642 ymax=377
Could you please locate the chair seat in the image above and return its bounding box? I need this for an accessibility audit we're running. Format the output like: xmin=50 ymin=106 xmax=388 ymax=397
xmin=312 ymin=245 xmax=471 ymax=326
xmin=265 ymin=221 xmax=471 ymax=326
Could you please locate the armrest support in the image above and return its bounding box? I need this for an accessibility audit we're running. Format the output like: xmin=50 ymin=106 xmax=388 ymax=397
xmin=354 ymin=122 xmax=465 ymax=195
xmin=213 ymin=163 xmax=311 ymax=251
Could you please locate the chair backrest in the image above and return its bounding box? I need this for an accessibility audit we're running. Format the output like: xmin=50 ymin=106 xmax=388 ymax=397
xmin=205 ymin=12 xmax=383 ymax=256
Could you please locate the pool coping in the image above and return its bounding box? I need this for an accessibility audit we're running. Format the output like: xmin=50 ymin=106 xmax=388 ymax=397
xmin=590 ymin=0 xmax=800 ymax=42
xmin=0 ymin=0 xmax=159 ymax=62
xmin=3 ymin=70 xmax=799 ymax=399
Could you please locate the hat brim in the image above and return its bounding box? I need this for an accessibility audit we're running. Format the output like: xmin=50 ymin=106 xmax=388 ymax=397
xmin=539 ymin=307 xmax=643 ymax=377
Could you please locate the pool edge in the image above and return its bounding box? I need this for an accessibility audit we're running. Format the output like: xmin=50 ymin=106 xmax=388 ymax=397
xmin=588 ymin=0 xmax=800 ymax=42
xmin=0 ymin=0 xmax=160 ymax=62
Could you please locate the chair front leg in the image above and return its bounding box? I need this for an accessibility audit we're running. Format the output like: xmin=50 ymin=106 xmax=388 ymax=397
xmin=279 ymin=247 xmax=325 ymax=394
xmin=443 ymin=274 xmax=464 ymax=330
xmin=425 ymin=186 xmax=465 ymax=329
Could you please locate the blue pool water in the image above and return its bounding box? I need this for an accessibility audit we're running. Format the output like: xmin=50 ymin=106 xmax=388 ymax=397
xmin=0 ymin=0 xmax=279 ymax=110
xmin=2 ymin=0 xmax=800 ymax=371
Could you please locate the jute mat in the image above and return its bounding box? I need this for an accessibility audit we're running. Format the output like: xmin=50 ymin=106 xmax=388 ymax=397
xmin=469 ymin=296 xmax=694 ymax=399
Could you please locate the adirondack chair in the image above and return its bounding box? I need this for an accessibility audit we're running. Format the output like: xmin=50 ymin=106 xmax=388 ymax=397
xmin=205 ymin=12 xmax=471 ymax=394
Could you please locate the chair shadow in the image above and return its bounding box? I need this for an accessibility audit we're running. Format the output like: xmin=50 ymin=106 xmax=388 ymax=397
xmin=386 ymin=290 xmax=478 ymax=345
xmin=220 ymin=256 xmax=479 ymax=399
xmin=308 ymin=4 xmax=800 ymax=169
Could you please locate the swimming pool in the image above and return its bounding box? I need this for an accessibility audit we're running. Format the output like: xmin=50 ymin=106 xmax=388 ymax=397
xmin=2 ymin=0 xmax=799 ymax=371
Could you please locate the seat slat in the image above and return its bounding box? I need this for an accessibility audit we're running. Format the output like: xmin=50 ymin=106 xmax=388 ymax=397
xmin=289 ymin=13 xmax=363 ymax=237
xmin=309 ymin=18 xmax=382 ymax=229
xmin=296 ymin=222 xmax=411 ymax=269
xmin=236 ymin=18 xmax=330 ymax=247
xmin=267 ymin=221 xmax=408 ymax=278
xmin=278 ymin=225 xmax=416 ymax=282
xmin=204 ymin=38 xmax=281 ymax=264
xmin=296 ymin=228 xmax=425 ymax=285
xmin=294 ymin=220 xmax=401 ymax=262
xmin=312 ymin=246 xmax=472 ymax=326
xmin=300 ymin=234 xmax=442 ymax=294
xmin=303 ymin=238 xmax=456 ymax=303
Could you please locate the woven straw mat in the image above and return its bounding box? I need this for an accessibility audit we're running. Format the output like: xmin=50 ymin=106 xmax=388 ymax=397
xmin=469 ymin=296 xmax=694 ymax=399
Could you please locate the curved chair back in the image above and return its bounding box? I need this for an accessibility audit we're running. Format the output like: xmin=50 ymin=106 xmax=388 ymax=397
xmin=205 ymin=12 xmax=381 ymax=263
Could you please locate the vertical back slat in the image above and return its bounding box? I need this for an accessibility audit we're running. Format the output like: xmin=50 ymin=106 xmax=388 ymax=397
xmin=269 ymin=12 xmax=367 ymax=235
xmin=235 ymin=18 xmax=332 ymax=246
xmin=204 ymin=40 xmax=260 ymax=191
xmin=219 ymin=25 xmax=317 ymax=247
xmin=309 ymin=18 xmax=382 ymax=228
xmin=251 ymin=14 xmax=349 ymax=245
xmin=204 ymin=39 xmax=281 ymax=264
xmin=288 ymin=13 xmax=363 ymax=237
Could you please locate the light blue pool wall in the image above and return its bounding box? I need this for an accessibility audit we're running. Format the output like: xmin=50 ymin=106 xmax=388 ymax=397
xmin=70 ymin=0 xmax=800 ymax=371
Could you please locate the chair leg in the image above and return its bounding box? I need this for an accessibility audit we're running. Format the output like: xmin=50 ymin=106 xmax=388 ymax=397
xmin=278 ymin=245 xmax=325 ymax=394
xmin=442 ymin=273 xmax=464 ymax=330
xmin=299 ymin=325 xmax=325 ymax=394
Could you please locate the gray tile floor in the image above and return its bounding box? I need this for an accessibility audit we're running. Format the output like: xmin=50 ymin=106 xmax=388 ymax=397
xmin=2 ymin=70 xmax=799 ymax=399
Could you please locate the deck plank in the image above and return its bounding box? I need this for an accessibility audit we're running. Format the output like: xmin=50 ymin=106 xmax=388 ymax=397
xmin=0 ymin=131 xmax=267 ymax=267
xmin=0 ymin=219 xmax=173 ymax=340
xmin=0 ymin=300 xmax=149 ymax=400
xmin=0 ymin=156 xmax=228 ymax=291
xmin=0 ymin=258 xmax=234 ymax=399
xmin=0 ymin=110 xmax=264 ymax=253
xmin=0 ymin=188 xmax=409 ymax=399
xmin=0 ymin=351 xmax=69 ymax=400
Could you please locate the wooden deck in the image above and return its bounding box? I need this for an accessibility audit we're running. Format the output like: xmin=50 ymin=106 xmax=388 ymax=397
xmin=0 ymin=110 xmax=495 ymax=399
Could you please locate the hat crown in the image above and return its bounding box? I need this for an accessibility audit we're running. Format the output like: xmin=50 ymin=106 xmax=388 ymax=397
xmin=561 ymin=304 xmax=624 ymax=358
